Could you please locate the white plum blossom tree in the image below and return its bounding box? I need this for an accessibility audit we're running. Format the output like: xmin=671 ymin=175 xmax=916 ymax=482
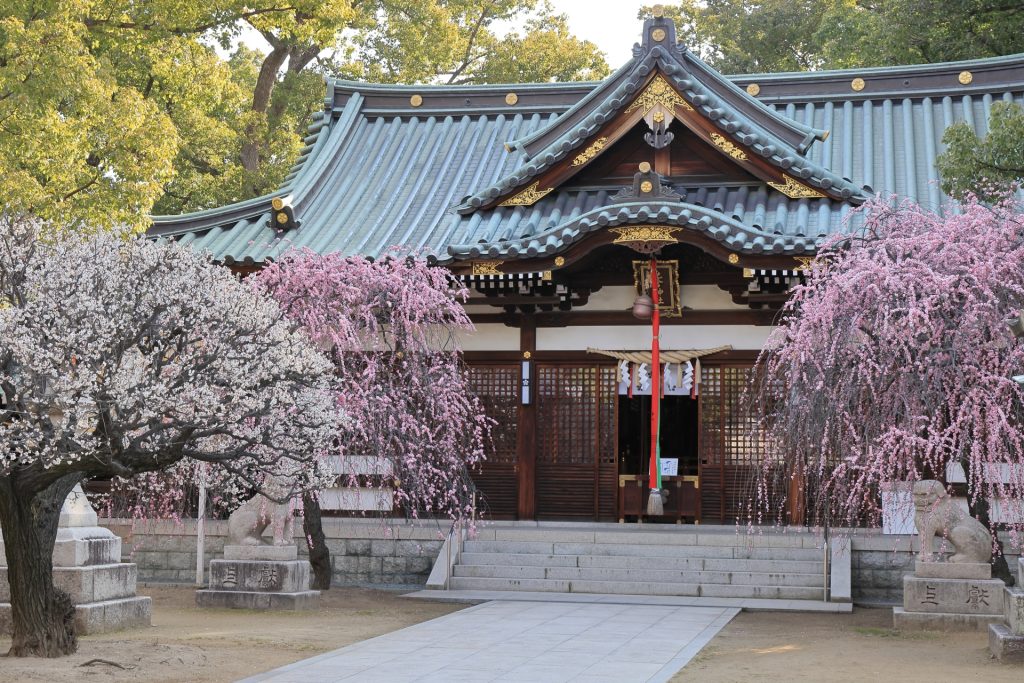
xmin=0 ymin=214 xmax=340 ymax=657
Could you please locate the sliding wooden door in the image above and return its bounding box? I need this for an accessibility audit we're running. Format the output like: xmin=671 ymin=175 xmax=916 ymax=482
xmin=466 ymin=364 xmax=519 ymax=518
xmin=535 ymin=364 xmax=618 ymax=520
xmin=698 ymin=363 xmax=777 ymax=524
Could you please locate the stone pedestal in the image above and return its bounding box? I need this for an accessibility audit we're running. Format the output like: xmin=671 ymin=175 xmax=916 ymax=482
xmin=894 ymin=562 xmax=1005 ymax=632
xmin=0 ymin=485 xmax=151 ymax=635
xmin=988 ymin=584 xmax=1024 ymax=662
xmin=196 ymin=545 xmax=319 ymax=610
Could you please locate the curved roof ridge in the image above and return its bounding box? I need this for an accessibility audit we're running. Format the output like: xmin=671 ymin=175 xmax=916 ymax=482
xmin=446 ymin=199 xmax=839 ymax=261
xmin=679 ymin=49 xmax=828 ymax=146
xmin=505 ymin=57 xmax=640 ymax=154
xmin=734 ymin=51 xmax=1024 ymax=82
xmin=324 ymin=77 xmax=601 ymax=99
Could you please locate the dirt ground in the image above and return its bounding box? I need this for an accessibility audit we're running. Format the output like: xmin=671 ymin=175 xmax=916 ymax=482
xmin=3 ymin=591 xmax=1022 ymax=682
xmin=0 ymin=585 xmax=462 ymax=683
xmin=674 ymin=606 xmax=1023 ymax=682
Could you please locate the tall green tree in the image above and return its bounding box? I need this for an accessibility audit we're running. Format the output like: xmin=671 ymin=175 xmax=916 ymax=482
xmin=1 ymin=1 xmax=608 ymax=227
xmin=651 ymin=1 xmax=1024 ymax=74
xmin=937 ymin=101 xmax=1024 ymax=201
xmin=0 ymin=1 xmax=178 ymax=232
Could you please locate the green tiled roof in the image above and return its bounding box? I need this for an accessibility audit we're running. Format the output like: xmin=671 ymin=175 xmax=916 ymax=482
xmin=149 ymin=18 xmax=1024 ymax=265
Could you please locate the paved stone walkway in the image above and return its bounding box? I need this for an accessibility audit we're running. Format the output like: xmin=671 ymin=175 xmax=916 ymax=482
xmin=240 ymin=600 xmax=738 ymax=683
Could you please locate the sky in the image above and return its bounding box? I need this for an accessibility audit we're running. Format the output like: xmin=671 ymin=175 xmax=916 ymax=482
xmin=534 ymin=0 xmax=651 ymax=67
xmin=231 ymin=1 xmax=653 ymax=72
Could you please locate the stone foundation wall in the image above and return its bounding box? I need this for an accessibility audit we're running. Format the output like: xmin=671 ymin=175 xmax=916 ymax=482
xmin=103 ymin=519 xmax=1021 ymax=600
xmin=102 ymin=517 xmax=447 ymax=588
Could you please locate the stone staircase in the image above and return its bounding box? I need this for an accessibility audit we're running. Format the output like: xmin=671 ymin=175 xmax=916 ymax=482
xmin=432 ymin=523 xmax=849 ymax=603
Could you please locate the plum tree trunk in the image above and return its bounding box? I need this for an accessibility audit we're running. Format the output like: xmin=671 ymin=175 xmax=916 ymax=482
xmin=962 ymin=458 xmax=1016 ymax=586
xmin=302 ymin=491 xmax=331 ymax=590
xmin=0 ymin=474 xmax=81 ymax=656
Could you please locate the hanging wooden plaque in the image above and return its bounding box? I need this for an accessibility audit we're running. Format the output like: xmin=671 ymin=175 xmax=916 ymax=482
xmin=633 ymin=259 xmax=681 ymax=317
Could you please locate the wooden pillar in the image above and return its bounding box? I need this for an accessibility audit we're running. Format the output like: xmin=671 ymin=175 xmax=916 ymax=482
xmin=654 ymin=144 xmax=671 ymax=177
xmin=516 ymin=315 xmax=537 ymax=520
xmin=787 ymin=462 xmax=807 ymax=526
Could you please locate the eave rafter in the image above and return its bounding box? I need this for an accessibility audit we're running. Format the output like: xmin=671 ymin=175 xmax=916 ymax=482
xmin=487 ymin=70 xmax=849 ymax=209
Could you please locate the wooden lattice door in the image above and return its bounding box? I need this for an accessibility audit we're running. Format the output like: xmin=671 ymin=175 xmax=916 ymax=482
xmin=535 ymin=364 xmax=618 ymax=520
xmin=467 ymin=364 xmax=519 ymax=519
xmin=698 ymin=363 xmax=774 ymax=524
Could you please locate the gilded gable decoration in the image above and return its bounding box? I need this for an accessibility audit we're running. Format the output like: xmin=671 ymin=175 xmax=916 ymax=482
xmin=611 ymin=226 xmax=680 ymax=254
xmin=499 ymin=181 xmax=554 ymax=206
xmin=626 ymin=75 xmax=694 ymax=117
xmin=571 ymin=137 xmax=609 ymax=166
xmin=768 ymin=174 xmax=827 ymax=199
xmin=709 ymin=132 xmax=748 ymax=160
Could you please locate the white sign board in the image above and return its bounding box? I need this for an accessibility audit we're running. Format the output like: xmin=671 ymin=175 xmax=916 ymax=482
xmin=659 ymin=458 xmax=678 ymax=477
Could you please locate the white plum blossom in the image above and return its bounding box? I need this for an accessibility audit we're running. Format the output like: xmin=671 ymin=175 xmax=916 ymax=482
xmin=0 ymin=214 xmax=340 ymax=656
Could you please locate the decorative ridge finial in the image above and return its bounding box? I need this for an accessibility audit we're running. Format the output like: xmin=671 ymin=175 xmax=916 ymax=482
xmin=610 ymin=162 xmax=682 ymax=202
xmin=638 ymin=6 xmax=679 ymax=55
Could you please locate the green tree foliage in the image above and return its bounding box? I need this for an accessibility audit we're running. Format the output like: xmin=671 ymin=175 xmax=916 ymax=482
xmin=937 ymin=101 xmax=1024 ymax=201
xmin=652 ymin=1 xmax=1024 ymax=74
xmin=0 ymin=1 xmax=608 ymax=227
xmin=0 ymin=1 xmax=178 ymax=232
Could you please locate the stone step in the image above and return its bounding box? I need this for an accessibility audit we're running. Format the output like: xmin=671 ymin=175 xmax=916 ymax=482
xmin=461 ymin=540 xmax=822 ymax=561
xmin=447 ymin=576 xmax=824 ymax=600
xmin=480 ymin=527 xmax=817 ymax=549
xmin=453 ymin=564 xmax=824 ymax=587
xmin=458 ymin=552 xmax=823 ymax=574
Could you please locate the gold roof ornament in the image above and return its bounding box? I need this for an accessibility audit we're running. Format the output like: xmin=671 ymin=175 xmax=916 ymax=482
xmin=794 ymin=256 xmax=815 ymax=271
xmin=610 ymin=226 xmax=681 ymax=254
xmin=727 ymin=253 xmax=739 ymax=264
xmin=746 ymin=83 xmax=761 ymax=96
xmin=851 ymin=78 xmax=866 ymax=92
xmin=554 ymin=256 xmax=565 ymax=267
xmin=638 ymin=161 xmax=652 ymax=173
xmin=626 ymin=75 xmax=694 ymax=117
xmin=409 ymin=94 xmax=423 ymax=107
xmin=709 ymin=132 xmax=748 ymax=160
xmin=471 ymin=261 xmax=503 ymax=276
xmin=958 ymin=70 xmax=973 ymax=85
xmin=571 ymin=137 xmax=608 ymax=166
xmin=505 ymin=92 xmax=519 ymax=105
xmin=640 ymin=180 xmax=654 ymax=192
xmin=498 ymin=181 xmax=554 ymax=206
xmin=652 ymin=4 xmax=665 ymax=18
xmin=768 ymin=174 xmax=828 ymax=199
xmin=651 ymin=28 xmax=667 ymax=42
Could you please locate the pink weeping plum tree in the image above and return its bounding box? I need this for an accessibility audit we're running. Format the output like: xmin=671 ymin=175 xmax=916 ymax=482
xmin=252 ymin=249 xmax=489 ymax=588
xmin=0 ymin=215 xmax=341 ymax=657
xmin=751 ymin=196 xmax=1024 ymax=582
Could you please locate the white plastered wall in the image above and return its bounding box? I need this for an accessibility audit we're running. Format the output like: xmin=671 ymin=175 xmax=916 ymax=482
xmin=578 ymin=285 xmax=747 ymax=312
xmin=536 ymin=325 xmax=772 ymax=351
xmin=459 ymin=323 xmax=520 ymax=351
xmin=457 ymin=285 xmax=774 ymax=352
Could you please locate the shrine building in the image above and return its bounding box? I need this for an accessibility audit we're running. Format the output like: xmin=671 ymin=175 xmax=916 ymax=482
xmin=151 ymin=14 xmax=1024 ymax=525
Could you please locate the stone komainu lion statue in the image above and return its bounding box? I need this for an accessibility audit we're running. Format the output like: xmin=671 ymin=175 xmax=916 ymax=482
xmin=226 ymin=492 xmax=294 ymax=546
xmin=913 ymin=480 xmax=990 ymax=563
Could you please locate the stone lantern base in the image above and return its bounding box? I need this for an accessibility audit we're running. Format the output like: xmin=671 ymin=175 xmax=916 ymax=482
xmin=0 ymin=526 xmax=151 ymax=635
